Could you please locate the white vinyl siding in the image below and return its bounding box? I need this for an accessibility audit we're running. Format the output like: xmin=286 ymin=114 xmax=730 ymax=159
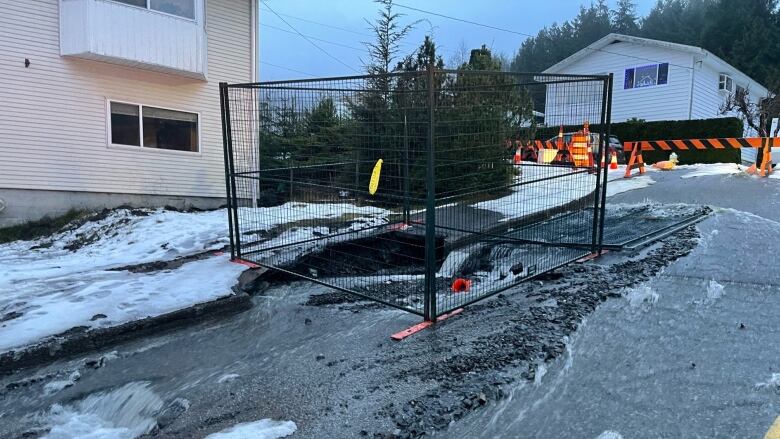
xmin=0 ymin=0 xmax=252 ymax=198
xmin=691 ymin=64 xmax=727 ymax=120
xmin=546 ymin=41 xmax=693 ymax=123
xmin=60 ymin=0 xmax=208 ymax=78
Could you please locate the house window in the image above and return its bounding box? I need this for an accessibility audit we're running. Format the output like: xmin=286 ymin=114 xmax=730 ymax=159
xmin=624 ymin=63 xmax=669 ymax=89
xmin=735 ymin=84 xmax=746 ymax=97
xmin=109 ymin=101 xmax=199 ymax=152
xmin=111 ymin=0 xmax=195 ymax=19
xmin=719 ymin=74 xmax=734 ymax=92
xmin=110 ymin=102 xmax=141 ymax=146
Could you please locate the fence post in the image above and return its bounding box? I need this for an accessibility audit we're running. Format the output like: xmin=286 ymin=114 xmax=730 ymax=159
xmin=403 ymin=112 xmax=411 ymax=224
xmin=424 ymin=65 xmax=438 ymax=321
xmin=591 ymin=74 xmax=612 ymax=254
xmin=220 ymin=83 xmax=236 ymax=260
xmin=221 ymin=83 xmax=242 ymax=259
xmin=597 ymin=74 xmax=614 ymax=253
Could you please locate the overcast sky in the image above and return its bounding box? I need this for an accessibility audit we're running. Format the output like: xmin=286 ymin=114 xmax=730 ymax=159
xmin=258 ymin=0 xmax=656 ymax=81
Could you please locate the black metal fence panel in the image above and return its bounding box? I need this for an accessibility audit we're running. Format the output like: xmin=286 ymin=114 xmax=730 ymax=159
xmin=221 ymin=69 xmax=612 ymax=320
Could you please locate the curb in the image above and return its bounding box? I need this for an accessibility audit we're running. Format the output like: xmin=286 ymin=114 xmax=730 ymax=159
xmin=0 ymin=292 xmax=252 ymax=375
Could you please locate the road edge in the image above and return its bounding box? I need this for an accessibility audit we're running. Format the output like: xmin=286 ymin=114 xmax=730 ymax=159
xmin=0 ymin=292 xmax=252 ymax=375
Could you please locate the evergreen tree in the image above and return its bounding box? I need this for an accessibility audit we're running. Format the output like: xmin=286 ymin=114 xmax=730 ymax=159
xmin=510 ymin=0 xmax=780 ymax=90
xmin=364 ymin=0 xmax=417 ymax=77
xmin=612 ymin=0 xmax=639 ymax=34
xmin=699 ymin=0 xmax=780 ymax=85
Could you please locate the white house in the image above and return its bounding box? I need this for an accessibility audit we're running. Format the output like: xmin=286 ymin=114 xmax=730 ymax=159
xmin=542 ymin=33 xmax=769 ymax=127
xmin=0 ymin=0 xmax=259 ymax=226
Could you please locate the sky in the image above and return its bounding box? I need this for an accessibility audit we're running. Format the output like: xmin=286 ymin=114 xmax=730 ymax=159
xmin=258 ymin=0 xmax=656 ymax=81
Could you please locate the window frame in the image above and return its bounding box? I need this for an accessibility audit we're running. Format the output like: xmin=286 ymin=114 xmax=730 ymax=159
xmin=106 ymin=99 xmax=202 ymax=156
xmin=624 ymin=63 xmax=669 ymax=90
xmin=719 ymin=74 xmax=734 ymax=93
xmin=104 ymin=0 xmax=199 ymax=22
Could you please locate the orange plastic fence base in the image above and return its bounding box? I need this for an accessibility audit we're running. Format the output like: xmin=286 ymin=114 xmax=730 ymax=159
xmin=576 ymin=250 xmax=609 ymax=263
xmin=391 ymin=308 xmax=464 ymax=341
xmin=231 ymin=258 xmax=261 ymax=269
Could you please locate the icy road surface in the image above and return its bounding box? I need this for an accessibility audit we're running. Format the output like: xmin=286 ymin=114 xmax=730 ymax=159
xmin=448 ymin=168 xmax=780 ymax=438
xmin=0 ymin=163 xmax=777 ymax=438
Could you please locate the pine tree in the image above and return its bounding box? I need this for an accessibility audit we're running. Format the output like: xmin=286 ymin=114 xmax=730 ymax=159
xmin=612 ymin=0 xmax=639 ymax=34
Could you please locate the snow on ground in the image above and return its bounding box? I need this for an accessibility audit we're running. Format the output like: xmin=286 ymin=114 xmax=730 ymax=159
xmin=472 ymin=164 xmax=664 ymax=218
xmin=0 ymin=203 xmax=391 ymax=354
xmin=606 ymin=175 xmax=655 ymax=197
xmin=204 ymin=419 xmax=297 ymax=439
xmin=472 ymin=165 xmax=592 ymax=218
xmin=0 ymin=254 xmax=246 ymax=352
xmin=678 ymin=163 xmax=743 ymax=179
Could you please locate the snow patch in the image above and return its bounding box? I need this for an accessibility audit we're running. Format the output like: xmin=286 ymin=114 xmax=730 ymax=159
xmin=596 ymin=431 xmax=624 ymax=439
xmin=42 ymin=382 xmax=163 ymax=439
xmin=679 ymin=163 xmax=742 ymax=179
xmin=0 ymin=203 xmax=392 ymax=352
xmin=473 ymin=166 xmax=592 ymax=219
xmin=0 ymin=255 xmax=246 ymax=353
xmin=205 ymin=419 xmax=297 ymax=439
xmin=607 ymin=176 xmax=655 ymax=197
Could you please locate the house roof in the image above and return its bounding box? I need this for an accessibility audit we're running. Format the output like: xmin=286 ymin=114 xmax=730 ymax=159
xmin=543 ymin=33 xmax=769 ymax=96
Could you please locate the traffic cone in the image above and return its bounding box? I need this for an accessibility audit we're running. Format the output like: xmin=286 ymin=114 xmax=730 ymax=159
xmin=513 ymin=142 xmax=521 ymax=164
xmin=556 ymin=125 xmax=564 ymax=149
xmin=610 ymin=153 xmax=618 ymax=170
xmin=587 ymin=145 xmax=594 ymax=168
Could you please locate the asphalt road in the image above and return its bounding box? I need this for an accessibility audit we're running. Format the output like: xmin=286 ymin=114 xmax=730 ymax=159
xmin=0 ymin=168 xmax=778 ymax=439
xmin=450 ymin=169 xmax=780 ymax=438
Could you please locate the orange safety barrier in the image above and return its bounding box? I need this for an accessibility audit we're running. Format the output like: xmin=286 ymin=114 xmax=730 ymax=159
xmin=570 ymin=131 xmax=590 ymax=167
xmin=533 ymin=140 xmax=559 ymax=149
xmin=624 ymin=142 xmax=646 ymax=178
xmin=623 ymin=137 xmax=776 ymax=178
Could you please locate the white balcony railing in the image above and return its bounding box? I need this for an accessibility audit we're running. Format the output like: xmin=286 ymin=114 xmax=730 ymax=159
xmin=59 ymin=0 xmax=207 ymax=79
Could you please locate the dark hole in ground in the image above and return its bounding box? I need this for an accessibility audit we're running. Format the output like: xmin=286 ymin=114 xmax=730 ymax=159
xmin=289 ymin=230 xmax=446 ymax=277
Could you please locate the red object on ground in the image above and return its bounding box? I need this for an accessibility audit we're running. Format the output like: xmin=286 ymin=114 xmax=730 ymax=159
xmin=231 ymin=258 xmax=261 ymax=269
xmin=388 ymin=222 xmax=411 ymax=231
xmin=576 ymin=250 xmax=609 ymax=263
xmin=390 ymin=308 xmax=464 ymax=341
xmin=451 ymin=278 xmax=472 ymax=293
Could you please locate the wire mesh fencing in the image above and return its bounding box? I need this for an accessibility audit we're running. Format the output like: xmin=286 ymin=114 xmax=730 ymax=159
xmin=221 ymin=68 xmax=612 ymax=320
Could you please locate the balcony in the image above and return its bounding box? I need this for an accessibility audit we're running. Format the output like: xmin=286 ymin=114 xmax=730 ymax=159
xmin=59 ymin=0 xmax=207 ymax=79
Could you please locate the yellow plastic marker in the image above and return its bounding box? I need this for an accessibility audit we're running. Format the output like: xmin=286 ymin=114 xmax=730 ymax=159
xmin=765 ymin=416 xmax=780 ymax=439
xmin=369 ymin=158 xmax=383 ymax=195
